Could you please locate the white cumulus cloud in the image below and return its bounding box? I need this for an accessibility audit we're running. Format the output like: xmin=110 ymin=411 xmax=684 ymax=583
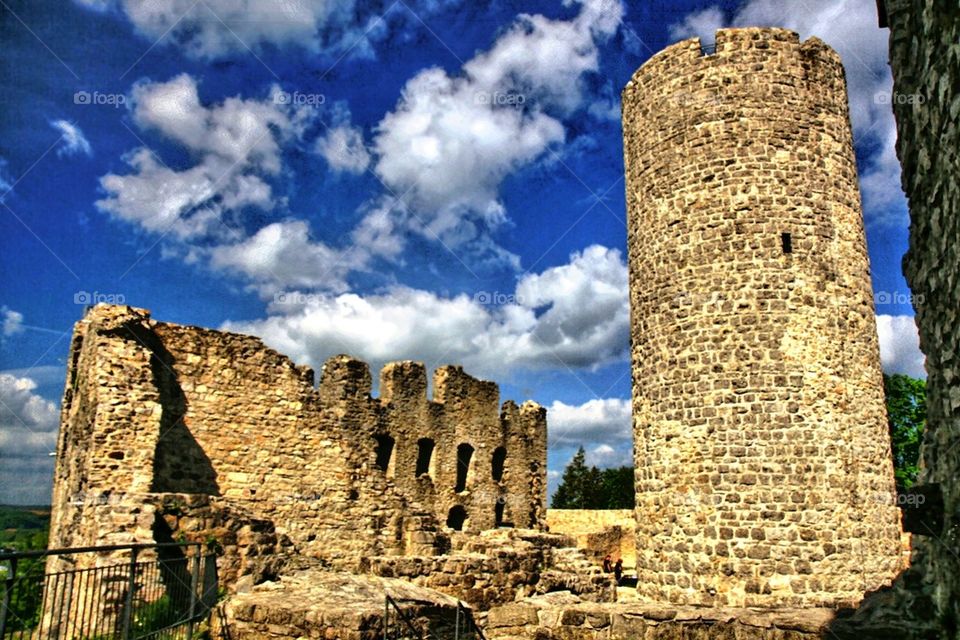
xmin=210 ymin=220 xmax=362 ymax=294
xmin=221 ymin=244 xmax=630 ymax=379
xmin=547 ymin=397 xmax=631 ymax=448
xmin=876 ymin=314 xmax=926 ymax=378
xmin=97 ymin=75 xmax=310 ymax=241
xmin=0 ymin=373 xmax=59 ymax=504
xmin=51 ymin=119 xmax=92 ymax=157
xmin=2 ymin=307 xmax=24 ymax=337
xmin=371 ymin=0 xmax=623 ymax=247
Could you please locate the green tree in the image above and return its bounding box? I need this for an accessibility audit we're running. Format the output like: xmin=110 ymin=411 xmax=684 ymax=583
xmin=883 ymin=373 xmax=926 ymax=491
xmin=552 ymin=447 xmax=592 ymax=508
xmin=600 ymin=466 xmax=635 ymax=508
xmin=552 ymin=448 xmax=634 ymax=509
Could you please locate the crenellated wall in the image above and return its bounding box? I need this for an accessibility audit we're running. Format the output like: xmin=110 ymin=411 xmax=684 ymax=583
xmin=49 ymin=304 xmax=547 ymax=572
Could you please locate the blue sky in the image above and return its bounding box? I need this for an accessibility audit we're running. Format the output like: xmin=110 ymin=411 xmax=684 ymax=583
xmin=0 ymin=0 xmax=925 ymax=505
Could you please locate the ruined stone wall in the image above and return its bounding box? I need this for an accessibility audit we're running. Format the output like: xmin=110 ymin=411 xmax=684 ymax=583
xmin=546 ymin=509 xmax=636 ymax=568
xmin=622 ymin=28 xmax=902 ymax=607
xmin=49 ymin=305 xmax=546 ymax=572
xmin=886 ymin=1 xmax=960 ymax=634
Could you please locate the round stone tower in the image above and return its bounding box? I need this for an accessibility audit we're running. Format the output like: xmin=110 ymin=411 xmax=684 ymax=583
xmin=622 ymin=28 xmax=903 ymax=608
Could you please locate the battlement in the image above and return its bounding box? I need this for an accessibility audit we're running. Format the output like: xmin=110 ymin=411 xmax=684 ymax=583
xmin=622 ymin=28 xmax=902 ymax=608
xmin=51 ymin=304 xmax=547 ymax=567
xmin=624 ymin=29 xmax=842 ymax=95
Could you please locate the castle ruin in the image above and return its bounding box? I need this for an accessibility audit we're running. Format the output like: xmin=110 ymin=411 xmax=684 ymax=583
xmin=622 ymin=28 xmax=903 ymax=607
xmin=50 ymin=304 xmax=547 ymax=561
xmin=40 ymin=22 xmax=950 ymax=640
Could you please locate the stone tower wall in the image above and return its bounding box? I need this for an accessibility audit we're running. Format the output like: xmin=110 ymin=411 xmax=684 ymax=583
xmin=49 ymin=305 xmax=546 ymax=568
xmin=886 ymin=0 xmax=960 ymax=633
xmin=622 ymin=28 xmax=902 ymax=607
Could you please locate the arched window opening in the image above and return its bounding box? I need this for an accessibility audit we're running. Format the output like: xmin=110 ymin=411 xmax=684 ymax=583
xmin=491 ymin=447 xmax=507 ymax=482
xmin=374 ymin=434 xmax=395 ymax=477
xmin=416 ymin=438 xmax=435 ymax=478
xmin=455 ymin=443 xmax=474 ymax=493
xmin=494 ymin=501 xmax=505 ymax=527
xmin=447 ymin=505 xmax=467 ymax=531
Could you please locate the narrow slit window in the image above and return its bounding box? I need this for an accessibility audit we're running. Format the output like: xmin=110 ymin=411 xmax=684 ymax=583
xmin=491 ymin=447 xmax=507 ymax=482
xmin=455 ymin=443 xmax=474 ymax=493
xmin=415 ymin=438 xmax=435 ymax=478
xmin=781 ymin=232 xmax=793 ymax=254
xmin=374 ymin=434 xmax=395 ymax=476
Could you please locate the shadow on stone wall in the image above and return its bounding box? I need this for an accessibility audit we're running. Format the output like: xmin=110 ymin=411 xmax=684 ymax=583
xmin=106 ymin=321 xmax=220 ymax=495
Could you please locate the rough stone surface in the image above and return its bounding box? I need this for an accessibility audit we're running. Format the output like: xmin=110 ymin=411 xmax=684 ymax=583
xmin=884 ymin=1 xmax=960 ymax=636
xmin=546 ymin=509 xmax=636 ymax=569
xmin=43 ymin=305 xmax=618 ymax=637
xmin=48 ymin=303 xmax=546 ymax=569
xmin=223 ymin=570 xmax=465 ymax=640
xmin=485 ymin=592 xmax=844 ymax=640
xmin=622 ymin=28 xmax=903 ymax=607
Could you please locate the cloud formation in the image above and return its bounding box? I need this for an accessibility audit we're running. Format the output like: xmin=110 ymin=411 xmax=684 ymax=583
xmin=97 ymin=74 xmax=310 ymax=241
xmin=2 ymin=307 xmax=24 ymax=337
xmin=547 ymin=397 xmax=631 ymax=447
xmin=51 ymin=120 xmax=92 ymax=157
xmin=371 ymin=0 xmax=623 ymax=248
xmin=0 ymin=373 xmax=59 ymax=504
xmin=222 ymin=244 xmax=630 ymax=378
xmin=876 ymin=314 xmax=926 ymax=378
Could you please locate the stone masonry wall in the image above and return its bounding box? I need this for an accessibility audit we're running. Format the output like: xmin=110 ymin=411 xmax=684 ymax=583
xmin=886 ymin=1 xmax=960 ymax=635
xmin=622 ymin=28 xmax=902 ymax=607
xmin=546 ymin=509 xmax=636 ymax=568
xmin=49 ymin=304 xmax=546 ymax=573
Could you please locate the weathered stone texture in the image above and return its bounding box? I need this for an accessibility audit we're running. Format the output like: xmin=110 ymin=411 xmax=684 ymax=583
xmin=622 ymin=28 xmax=902 ymax=607
xmin=886 ymin=0 xmax=960 ymax=635
xmin=48 ymin=304 xmax=546 ymax=575
xmin=546 ymin=509 xmax=636 ymax=568
xmin=485 ymin=592 xmax=844 ymax=640
xmin=223 ymin=570 xmax=465 ymax=640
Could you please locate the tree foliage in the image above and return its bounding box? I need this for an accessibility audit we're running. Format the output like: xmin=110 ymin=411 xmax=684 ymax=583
xmin=883 ymin=373 xmax=926 ymax=491
xmin=551 ymin=447 xmax=634 ymax=509
xmin=552 ymin=375 xmax=924 ymax=508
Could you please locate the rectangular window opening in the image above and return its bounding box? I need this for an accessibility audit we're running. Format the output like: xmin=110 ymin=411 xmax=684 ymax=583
xmin=781 ymin=232 xmax=793 ymax=254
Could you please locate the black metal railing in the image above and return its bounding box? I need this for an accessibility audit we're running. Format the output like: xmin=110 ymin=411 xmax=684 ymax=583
xmin=0 ymin=542 xmax=218 ymax=640
xmin=383 ymin=596 xmax=485 ymax=640
xmin=454 ymin=602 xmax=485 ymax=640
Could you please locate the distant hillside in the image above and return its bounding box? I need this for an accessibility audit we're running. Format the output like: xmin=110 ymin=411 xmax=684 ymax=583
xmin=0 ymin=505 xmax=51 ymax=549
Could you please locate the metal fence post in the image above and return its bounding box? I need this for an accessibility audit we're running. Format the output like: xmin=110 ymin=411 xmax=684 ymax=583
xmin=383 ymin=596 xmax=389 ymax=640
xmin=120 ymin=546 xmax=139 ymax=640
xmin=0 ymin=557 xmax=16 ymax=638
xmin=187 ymin=545 xmax=200 ymax=638
xmin=455 ymin=601 xmax=460 ymax=640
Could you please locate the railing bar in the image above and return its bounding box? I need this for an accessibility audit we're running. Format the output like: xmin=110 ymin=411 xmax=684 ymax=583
xmin=79 ymin=567 xmax=91 ymax=638
xmin=0 ymin=542 xmax=198 ymax=562
xmin=0 ymin=556 xmax=14 ymax=639
xmin=95 ymin=565 xmax=107 ymax=640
